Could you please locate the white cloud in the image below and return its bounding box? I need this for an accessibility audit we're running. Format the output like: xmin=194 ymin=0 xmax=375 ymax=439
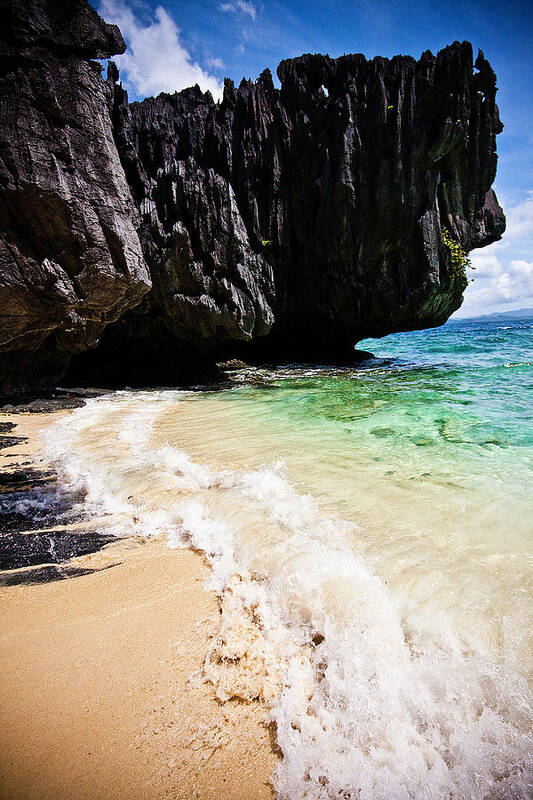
xmin=206 ymin=56 xmax=225 ymax=70
xmin=503 ymin=192 xmax=533 ymax=240
xmin=98 ymin=0 xmax=223 ymax=100
xmin=219 ymin=1 xmax=257 ymax=19
xmin=458 ymin=248 xmax=533 ymax=315
xmin=454 ymin=191 xmax=533 ymax=316
xmin=468 ymin=249 xmax=502 ymax=277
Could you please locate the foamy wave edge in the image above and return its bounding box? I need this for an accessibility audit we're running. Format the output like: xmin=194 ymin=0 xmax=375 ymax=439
xmin=41 ymin=392 xmax=533 ymax=800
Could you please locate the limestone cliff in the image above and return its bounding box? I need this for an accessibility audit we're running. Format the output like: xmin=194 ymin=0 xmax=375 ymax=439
xmin=0 ymin=0 xmax=151 ymax=393
xmin=0 ymin=0 xmax=505 ymax=392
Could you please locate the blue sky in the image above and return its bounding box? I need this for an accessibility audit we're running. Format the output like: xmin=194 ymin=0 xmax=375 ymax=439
xmin=97 ymin=0 xmax=533 ymax=317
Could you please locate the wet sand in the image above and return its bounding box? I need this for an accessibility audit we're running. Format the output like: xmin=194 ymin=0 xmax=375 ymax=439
xmin=0 ymin=411 xmax=276 ymax=800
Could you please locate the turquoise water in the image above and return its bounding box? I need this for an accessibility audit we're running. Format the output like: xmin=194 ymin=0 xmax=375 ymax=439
xmin=228 ymin=316 xmax=533 ymax=454
xmin=202 ymin=316 xmax=533 ymax=538
xmin=44 ymin=315 xmax=533 ymax=798
xmin=360 ymin=316 xmax=533 ymax=451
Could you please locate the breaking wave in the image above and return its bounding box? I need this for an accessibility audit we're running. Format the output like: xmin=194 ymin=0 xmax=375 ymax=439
xmin=41 ymin=392 xmax=533 ymax=800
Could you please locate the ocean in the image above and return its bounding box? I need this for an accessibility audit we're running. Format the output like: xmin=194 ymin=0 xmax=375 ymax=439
xmin=42 ymin=315 xmax=533 ymax=799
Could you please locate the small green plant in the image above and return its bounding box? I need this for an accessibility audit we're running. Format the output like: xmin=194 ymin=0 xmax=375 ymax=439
xmin=441 ymin=228 xmax=472 ymax=289
xmin=261 ymin=239 xmax=272 ymax=246
xmin=387 ymin=104 xmax=394 ymax=110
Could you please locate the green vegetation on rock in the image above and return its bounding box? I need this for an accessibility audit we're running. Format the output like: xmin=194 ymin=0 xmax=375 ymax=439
xmin=441 ymin=228 xmax=472 ymax=290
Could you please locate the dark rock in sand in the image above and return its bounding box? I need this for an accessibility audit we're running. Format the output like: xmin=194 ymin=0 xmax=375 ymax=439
xmin=0 ymin=563 xmax=116 ymax=586
xmin=0 ymin=413 xmax=119 ymax=584
xmin=0 ymin=461 xmax=86 ymax=533
xmin=0 ymin=434 xmax=28 ymax=451
xmin=0 ymin=393 xmax=87 ymax=413
xmin=0 ymin=496 xmax=78 ymax=534
xmin=0 ymin=467 xmax=55 ymax=495
xmin=0 ymin=529 xmax=116 ymax=570
xmin=0 ymin=0 xmax=505 ymax=391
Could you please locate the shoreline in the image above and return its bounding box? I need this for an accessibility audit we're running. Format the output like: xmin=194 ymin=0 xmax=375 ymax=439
xmin=0 ymin=409 xmax=277 ymax=800
xmin=2 ymin=368 xmax=531 ymax=799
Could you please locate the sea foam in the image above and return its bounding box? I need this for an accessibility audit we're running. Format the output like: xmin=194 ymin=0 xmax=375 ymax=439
xmin=42 ymin=392 xmax=533 ymax=799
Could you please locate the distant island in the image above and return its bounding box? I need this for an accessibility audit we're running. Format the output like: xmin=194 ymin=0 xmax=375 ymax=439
xmin=454 ymin=308 xmax=533 ymax=322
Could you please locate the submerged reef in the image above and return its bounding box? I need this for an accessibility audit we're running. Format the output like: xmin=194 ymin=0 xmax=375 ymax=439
xmin=0 ymin=0 xmax=505 ymax=392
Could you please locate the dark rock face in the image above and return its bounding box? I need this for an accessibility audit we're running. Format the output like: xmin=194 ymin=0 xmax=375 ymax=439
xmin=74 ymin=40 xmax=504 ymax=381
xmin=1 ymin=0 xmax=126 ymax=59
xmin=70 ymin=73 xmax=277 ymax=385
xmin=0 ymin=0 xmax=505 ymax=392
xmin=0 ymin=0 xmax=151 ymax=394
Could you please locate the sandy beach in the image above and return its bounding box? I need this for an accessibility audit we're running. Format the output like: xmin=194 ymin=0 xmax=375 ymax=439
xmin=0 ymin=409 xmax=276 ymax=800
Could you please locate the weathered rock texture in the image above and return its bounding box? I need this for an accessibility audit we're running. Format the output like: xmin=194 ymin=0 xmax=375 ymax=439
xmin=74 ymin=40 xmax=505 ymax=382
xmin=0 ymin=0 xmax=505 ymax=392
xmin=0 ymin=0 xmax=151 ymax=393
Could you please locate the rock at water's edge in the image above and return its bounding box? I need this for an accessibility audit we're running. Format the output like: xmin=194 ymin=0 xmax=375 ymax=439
xmin=72 ymin=40 xmax=505 ymax=382
xmin=0 ymin=0 xmax=505 ymax=391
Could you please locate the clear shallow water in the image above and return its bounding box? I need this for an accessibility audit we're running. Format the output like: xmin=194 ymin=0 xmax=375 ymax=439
xmin=40 ymin=317 xmax=532 ymax=799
